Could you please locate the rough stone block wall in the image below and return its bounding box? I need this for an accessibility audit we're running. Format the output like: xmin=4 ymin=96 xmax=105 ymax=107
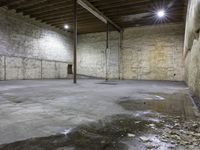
xmin=0 ymin=8 xmax=72 ymax=80
xmin=77 ymin=31 xmax=120 ymax=79
xmin=184 ymin=43 xmax=200 ymax=99
xmin=24 ymin=59 xmax=41 ymax=79
xmin=42 ymin=61 xmax=56 ymax=79
xmin=78 ymin=24 xmax=184 ymax=81
xmin=6 ymin=57 xmax=24 ymax=80
xmin=122 ymin=23 xmax=184 ymax=81
xmin=0 ymin=56 xmax=69 ymax=80
xmin=55 ymin=62 xmax=68 ymax=79
xmin=184 ymin=0 xmax=200 ymax=99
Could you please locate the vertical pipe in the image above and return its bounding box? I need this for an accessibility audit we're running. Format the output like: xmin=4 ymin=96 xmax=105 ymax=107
xmin=105 ymin=23 xmax=109 ymax=81
xmin=73 ymin=0 xmax=77 ymax=83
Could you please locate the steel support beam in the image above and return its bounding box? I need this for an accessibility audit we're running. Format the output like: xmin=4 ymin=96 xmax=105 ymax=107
xmin=77 ymin=0 xmax=122 ymax=32
xmin=105 ymin=23 xmax=109 ymax=81
xmin=73 ymin=0 xmax=77 ymax=84
xmin=119 ymin=30 xmax=124 ymax=80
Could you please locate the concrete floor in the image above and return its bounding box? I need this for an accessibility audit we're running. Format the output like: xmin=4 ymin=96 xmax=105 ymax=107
xmin=0 ymin=79 xmax=199 ymax=150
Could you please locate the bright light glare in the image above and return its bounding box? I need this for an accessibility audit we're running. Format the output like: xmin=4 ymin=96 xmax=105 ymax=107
xmin=157 ymin=10 xmax=165 ymax=18
xmin=64 ymin=24 xmax=69 ymax=29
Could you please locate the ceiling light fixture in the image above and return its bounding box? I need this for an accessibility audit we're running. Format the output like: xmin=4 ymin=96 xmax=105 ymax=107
xmin=64 ymin=24 xmax=69 ymax=29
xmin=157 ymin=9 xmax=165 ymax=18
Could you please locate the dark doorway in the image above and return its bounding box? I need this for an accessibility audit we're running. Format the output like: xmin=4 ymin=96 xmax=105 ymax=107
xmin=68 ymin=64 xmax=73 ymax=74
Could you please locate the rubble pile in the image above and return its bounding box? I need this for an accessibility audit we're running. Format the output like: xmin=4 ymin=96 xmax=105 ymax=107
xmin=159 ymin=117 xmax=200 ymax=149
xmin=137 ymin=116 xmax=200 ymax=149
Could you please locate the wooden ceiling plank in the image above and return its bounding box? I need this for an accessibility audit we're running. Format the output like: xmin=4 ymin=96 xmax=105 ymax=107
xmin=16 ymin=0 xmax=69 ymax=12
xmin=0 ymin=0 xmax=185 ymax=33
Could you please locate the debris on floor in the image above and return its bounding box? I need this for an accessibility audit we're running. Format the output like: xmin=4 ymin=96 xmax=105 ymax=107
xmin=139 ymin=136 xmax=150 ymax=142
xmin=0 ymin=113 xmax=199 ymax=150
xmin=136 ymin=116 xmax=200 ymax=150
xmin=158 ymin=117 xmax=200 ymax=149
xmin=127 ymin=133 xmax=135 ymax=138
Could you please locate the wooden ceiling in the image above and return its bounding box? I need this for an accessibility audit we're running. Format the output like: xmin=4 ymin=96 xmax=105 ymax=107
xmin=0 ymin=0 xmax=187 ymax=34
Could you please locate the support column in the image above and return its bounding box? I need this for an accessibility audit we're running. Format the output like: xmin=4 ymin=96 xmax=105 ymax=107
xmin=73 ymin=0 xmax=77 ymax=83
xmin=105 ymin=23 xmax=109 ymax=81
xmin=119 ymin=30 xmax=124 ymax=80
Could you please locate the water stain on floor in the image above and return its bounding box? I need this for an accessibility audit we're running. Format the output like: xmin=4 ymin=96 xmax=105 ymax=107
xmin=0 ymin=114 xmax=156 ymax=150
xmin=118 ymin=93 xmax=197 ymax=120
xmin=96 ymin=83 xmax=118 ymax=85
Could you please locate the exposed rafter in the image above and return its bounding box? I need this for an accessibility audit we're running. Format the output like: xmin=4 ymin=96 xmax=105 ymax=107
xmin=0 ymin=0 xmax=186 ymax=33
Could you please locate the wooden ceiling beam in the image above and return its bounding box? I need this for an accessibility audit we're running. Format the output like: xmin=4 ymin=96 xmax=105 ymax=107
xmin=22 ymin=0 xmax=151 ymax=17
xmin=7 ymin=0 xmax=48 ymax=9
xmin=0 ymin=0 xmax=186 ymax=33
xmin=0 ymin=0 xmax=25 ymax=7
xmin=25 ymin=2 xmax=183 ymax=20
xmin=15 ymin=0 xmax=69 ymax=12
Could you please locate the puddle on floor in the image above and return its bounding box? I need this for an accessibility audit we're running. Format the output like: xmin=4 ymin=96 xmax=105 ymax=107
xmin=0 ymin=114 xmax=157 ymax=150
xmin=0 ymin=93 xmax=199 ymax=150
xmin=118 ymin=93 xmax=197 ymax=120
xmin=96 ymin=81 xmax=118 ymax=85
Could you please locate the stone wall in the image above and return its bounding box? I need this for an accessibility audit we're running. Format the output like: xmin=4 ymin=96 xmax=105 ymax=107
xmin=184 ymin=0 xmax=200 ymax=99
xmin=78 ymin=23 xmax=184 ymax=81
xmin=0 ymin=7 xmax=185 ymax=81
xmin=0 ymin=56 xmax=5 ymax=80
xmin=77 ymin=31 xmax=120 ymax=79
xmin=0 ymin=8 xmax=72 ymax=80
xmin=122 ymin=23 xmax=184 ymax=81
xmin=184 ymin=43 xmax=200 ymax=99
xmin=0 ymin=55 xmax=68 ymax=80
